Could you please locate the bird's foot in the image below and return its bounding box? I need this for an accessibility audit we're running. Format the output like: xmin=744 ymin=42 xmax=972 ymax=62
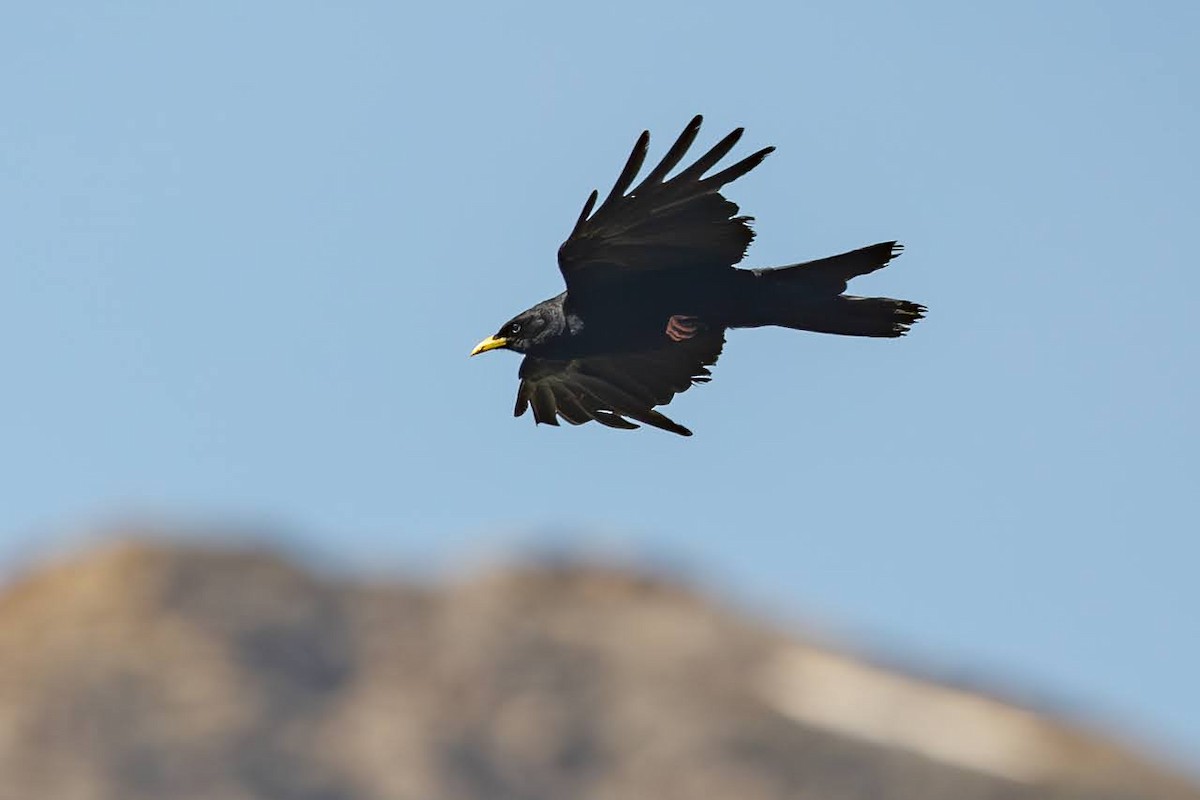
xmin=665 ymin=315 xmax=701 ymax=342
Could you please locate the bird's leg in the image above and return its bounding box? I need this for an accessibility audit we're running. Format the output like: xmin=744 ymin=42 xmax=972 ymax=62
xmin=665 ymin=315 xmax=701 ymax=342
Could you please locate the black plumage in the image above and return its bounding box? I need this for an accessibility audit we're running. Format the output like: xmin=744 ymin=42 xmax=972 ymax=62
xmin=471 ymin=115 xmax=925 ymax=436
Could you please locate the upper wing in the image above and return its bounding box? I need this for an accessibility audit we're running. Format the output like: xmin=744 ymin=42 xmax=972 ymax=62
xmin=513 ymin=329 xmax=725 ymax=437
xmin=557 ymin=116 xmax=774 ymax=294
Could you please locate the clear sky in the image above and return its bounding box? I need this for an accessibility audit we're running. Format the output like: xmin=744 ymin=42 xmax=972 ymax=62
xmin=2 ymin=0 xmax=1197 ymax=770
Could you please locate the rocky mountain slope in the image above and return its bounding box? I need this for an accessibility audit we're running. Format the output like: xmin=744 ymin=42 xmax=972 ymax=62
xmin=0 ymin=540 xmax=1194 ymax=800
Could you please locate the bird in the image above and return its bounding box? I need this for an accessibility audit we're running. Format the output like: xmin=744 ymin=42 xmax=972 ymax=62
xmin=471 ymin=115 xmax=925 ymax=437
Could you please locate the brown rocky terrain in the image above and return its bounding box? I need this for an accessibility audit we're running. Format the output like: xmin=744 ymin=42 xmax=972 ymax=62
xmin=0 ymin=539 xmax=1194 ymax=800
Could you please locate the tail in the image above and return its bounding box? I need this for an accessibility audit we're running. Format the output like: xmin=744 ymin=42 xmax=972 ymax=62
xmin=744 ymin=241 xmax=926 ymax=338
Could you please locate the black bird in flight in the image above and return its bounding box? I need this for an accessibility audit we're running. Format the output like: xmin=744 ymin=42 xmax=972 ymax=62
xmin=471 ymin=115 xmax=925 ymax=436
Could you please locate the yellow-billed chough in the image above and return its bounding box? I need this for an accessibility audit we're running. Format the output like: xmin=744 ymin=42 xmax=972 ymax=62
xmin=471 ymin=116 xmax=925 ymax=436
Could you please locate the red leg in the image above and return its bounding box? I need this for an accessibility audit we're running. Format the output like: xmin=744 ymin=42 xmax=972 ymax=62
xmin=665 ymin=315 xmax=701 ymax=342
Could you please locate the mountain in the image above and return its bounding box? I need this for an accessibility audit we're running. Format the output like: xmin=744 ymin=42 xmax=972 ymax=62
xmin=0 ymin=539 xmax=1194 ymax=800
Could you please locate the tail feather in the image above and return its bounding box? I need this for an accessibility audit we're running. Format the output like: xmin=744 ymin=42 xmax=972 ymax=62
xmin=752 ymin=241 xmax=903 ymax=292
xmin=786 ymin=295 xmax=926 ymax=338
xmin=739 ymin=241 xmax=926 ymax=337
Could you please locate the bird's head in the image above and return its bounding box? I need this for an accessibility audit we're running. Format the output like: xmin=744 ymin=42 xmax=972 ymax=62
xmin=470 ymin=306 xmax=559 ymax=357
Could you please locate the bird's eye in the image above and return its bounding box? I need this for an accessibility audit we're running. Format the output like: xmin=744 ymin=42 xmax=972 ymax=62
xmin=508 ymin=322 xmax=522 ymax=334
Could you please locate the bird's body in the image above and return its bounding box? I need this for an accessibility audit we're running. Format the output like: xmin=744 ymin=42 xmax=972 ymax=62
xmin=519 ymin=276 xmax=743 ymax=360
xmin=472 ymin=116 xmax=925 ymax=436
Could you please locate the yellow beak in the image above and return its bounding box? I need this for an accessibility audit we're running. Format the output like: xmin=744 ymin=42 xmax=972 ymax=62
xmin=470 ymin=335 xmax=509 ymax=357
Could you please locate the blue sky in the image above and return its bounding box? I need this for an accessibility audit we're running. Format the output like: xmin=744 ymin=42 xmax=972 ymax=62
xmin=2 ymin=0 xmax=1198 ymax=770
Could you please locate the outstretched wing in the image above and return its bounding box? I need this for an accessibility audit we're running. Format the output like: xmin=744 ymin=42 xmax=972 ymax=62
xmin=557 ymin=115 xmax=774 ymax=296
xmin=513 ymin=330 xmax=726 ymax=437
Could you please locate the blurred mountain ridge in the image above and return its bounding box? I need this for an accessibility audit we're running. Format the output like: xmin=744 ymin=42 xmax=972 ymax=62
xmin=0 ymin=536 xmax=1194 ymax=800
